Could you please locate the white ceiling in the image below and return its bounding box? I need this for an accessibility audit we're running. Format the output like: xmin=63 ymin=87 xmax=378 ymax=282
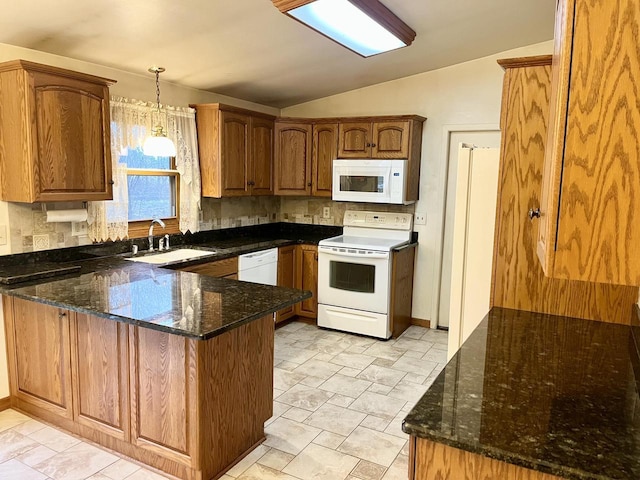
xmin=0 ymin=0 xmax=555 ymax=108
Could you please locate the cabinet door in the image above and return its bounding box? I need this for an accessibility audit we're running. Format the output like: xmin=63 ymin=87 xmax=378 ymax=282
xmin=371 ymin=121 xmax=410 ymax=159
xmin=6 ymin=297 xmax=73 ymax=419
xmin=295 ymin=245 xmax=318 ymax=318
xmin=338 ymin=122 xmax=372 ymax=158
xmin=70 ymin=314 xmax=129 ymax=440
xmin=129 ymin=326 xmax=197 ymax=466
xmin=250 ymin=116 xmax=274 ymax=196
xmin=220 ymin=111 xmax=250 ymax=197
xmin=312 ymin=124 xmax=338 ymax=197
xmin=32 ymin=72 xmax=113 ymax=202
xmin=538 ymin=0 xmax=640 ymax=286
xmin=276 ymin=245 xmax=296 ymax=323
xmin=181 ymin=257 xmax=238 ymax=277
xmin=274 ymin=123 xmax=312 ymax=195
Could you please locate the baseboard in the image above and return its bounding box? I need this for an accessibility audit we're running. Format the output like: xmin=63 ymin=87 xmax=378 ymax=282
xmin=0 ymin=396 xmax=11 ymax=411
xmin=411 ymin=318 xmax=431 ymax=329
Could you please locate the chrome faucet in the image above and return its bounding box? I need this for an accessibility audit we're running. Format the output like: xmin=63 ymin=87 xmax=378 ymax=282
xmin=148 ymin=218 xmax=166 ymax=252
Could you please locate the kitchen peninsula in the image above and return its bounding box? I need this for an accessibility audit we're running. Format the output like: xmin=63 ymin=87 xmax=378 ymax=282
xmin=0 ymin=228 xmax=317 ymax=480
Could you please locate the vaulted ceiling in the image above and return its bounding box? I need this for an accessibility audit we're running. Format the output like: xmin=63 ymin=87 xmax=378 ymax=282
xmin=0 ymin=0 xmax=555 ymax=107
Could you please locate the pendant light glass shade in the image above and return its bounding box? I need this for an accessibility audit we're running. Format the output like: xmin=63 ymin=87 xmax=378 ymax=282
xmin=143 ymin=66 xmax=176 ymax=157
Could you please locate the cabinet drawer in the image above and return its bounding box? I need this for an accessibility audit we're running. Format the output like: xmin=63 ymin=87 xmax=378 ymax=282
xmin=181 ymin=257 xmax=238 ymax=277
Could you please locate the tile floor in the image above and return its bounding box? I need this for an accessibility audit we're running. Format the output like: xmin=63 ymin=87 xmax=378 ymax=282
xmin=0 ymin=322 xmax=447 ymax=480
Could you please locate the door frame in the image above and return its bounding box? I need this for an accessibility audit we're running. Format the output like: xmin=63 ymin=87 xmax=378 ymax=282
xmin=432 ymin=124 xmax=500 ymax=329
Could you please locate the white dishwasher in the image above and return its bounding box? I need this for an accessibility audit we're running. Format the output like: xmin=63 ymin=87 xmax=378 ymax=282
xmin=238 ymin=248 xmax=278 ymax=285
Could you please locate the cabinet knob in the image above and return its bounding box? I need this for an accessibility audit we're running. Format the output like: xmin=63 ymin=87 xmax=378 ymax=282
xmin=58 ymin=312 xmax=67 ymax=319
xmin=366 ymin=143 xmax=371 ymax=147
xmin=307 ymin=182 xmax=312 ymax=187
xmin=528 ymin=208 xmax=541 ymax=220
xmin=108 ymin=180 xmax=115 ymax=185
xmin=371 ymin=143 xmax=377 ymax=147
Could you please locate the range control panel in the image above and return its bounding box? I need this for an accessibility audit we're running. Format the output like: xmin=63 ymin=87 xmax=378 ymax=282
xmin=343 ymin=211 xmax=413 ymax=230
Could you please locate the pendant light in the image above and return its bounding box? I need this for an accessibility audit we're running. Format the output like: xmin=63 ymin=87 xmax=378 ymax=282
xmin=143 ymin=66 xmax=177 ymax=157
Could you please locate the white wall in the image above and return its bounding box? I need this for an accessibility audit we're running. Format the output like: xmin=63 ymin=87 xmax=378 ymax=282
xmin=282 ymin=40 xmax=553 ymax=324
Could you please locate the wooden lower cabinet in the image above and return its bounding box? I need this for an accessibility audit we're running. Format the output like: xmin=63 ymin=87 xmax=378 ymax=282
xmin=70 ymin=313 xmax=129 ymax=441
xmin=180 ymin=256 xmax=238 ymax=278
xmin=4 ymin=297 xmax=73 ymax=419
xmin=295 ymin=245 xmax=318 ymax=319
xmin=276 ymin=245 xmax=296 ymax=323
xmin=3 ymin=295 xmax=275 ymax=480
xmin=410 ymin=437 xmax=561 ymax=480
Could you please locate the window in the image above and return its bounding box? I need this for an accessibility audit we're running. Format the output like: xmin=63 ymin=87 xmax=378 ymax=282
xmin=121 ymin=147 xmax=180 ymax=237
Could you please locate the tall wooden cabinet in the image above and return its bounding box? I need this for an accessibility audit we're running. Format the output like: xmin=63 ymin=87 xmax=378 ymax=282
xmin=276 ymin=245 xmax=296 ymax=323
xmin=191 ymin=103 xmax=276 ymax=198
xmin=537 ymin=0 xmax=640 ymax=286
xmin=0 ymin=60 xmax=115 ymax=203
xmin=491 ymin=55 xmax=638 ymax=323
xmin=312 ymin=123 xmax=338 ymax=197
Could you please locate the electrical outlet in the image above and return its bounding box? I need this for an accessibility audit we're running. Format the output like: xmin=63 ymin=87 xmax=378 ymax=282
xmin=72 ymin=221 xmax=88 ymax=236
xmin=414 ymin=213 xmax=427 ymax=226
xmin=323 ymin=207 xmax=331 ymax=219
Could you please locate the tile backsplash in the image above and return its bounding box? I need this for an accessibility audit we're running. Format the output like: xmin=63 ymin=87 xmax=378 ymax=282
xmin=8 ymin=202 xmax=91 ymax=254
xmin=3 ymin=196 xmax=415 ymax=255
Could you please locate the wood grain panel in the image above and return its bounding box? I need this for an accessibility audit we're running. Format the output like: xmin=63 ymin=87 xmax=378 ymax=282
xmin=390 ymin=244 xmax=416 ymax=338
xmin=193 ymin=105 xmax=222 ymax=197
xmin=372 ymin=121 xmax=410 ymax=159
xmin=413 ymin=438 xmax=561 ymax=480
xmin=276 ymin=245 xmax=296 ymax=323
xmin=549 ymin=0 xmax=640 ymax=285
xmin=10 ymin=297 xmax=73 ymax=418
xmin=181 ymin=256 xmax=238 ymax=277
xmin=220 ymin=110 xmax=250 ymax=197
xmin=492 ymin=57 xmax=639 ymax=323
xmin=71 ymin=313 xmax=129 ymax=440
xmin=338 ymin=122 xmax=372 ymax=158
xmin=274 ymin=122 xmax=312 ymax=195
xmin=312 ymin=123 xmax=337 ymax=197
xmin=130 ymin=326 xmax=195 ymax=464
xmin=295 ymin=244 xmax=318 ymax=318
xmin=250 ymin=116 xmax=274 ymax=196
xmin=197 ymin=315 xmax=274 ymax=479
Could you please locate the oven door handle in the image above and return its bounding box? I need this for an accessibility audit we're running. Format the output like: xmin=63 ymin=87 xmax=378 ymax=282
xmin=318 ymin=247 xmax=389 ymax=260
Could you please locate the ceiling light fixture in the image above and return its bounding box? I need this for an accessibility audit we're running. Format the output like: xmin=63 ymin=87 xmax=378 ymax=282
xmin=272 ymin=0 xmax=415 ymax=57
xmin=143 ymin=66 xmax=177 ymax=157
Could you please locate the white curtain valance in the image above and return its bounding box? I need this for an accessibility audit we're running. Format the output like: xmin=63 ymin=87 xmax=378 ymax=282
xmin=87 ymin=96 xmax=201 ymax=242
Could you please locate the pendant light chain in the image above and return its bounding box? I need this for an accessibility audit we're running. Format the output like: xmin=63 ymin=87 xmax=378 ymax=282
xmin=155 ymin=68 xmax=161 ymax=112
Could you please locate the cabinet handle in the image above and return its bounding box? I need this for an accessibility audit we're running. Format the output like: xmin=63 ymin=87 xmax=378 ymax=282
xmin=528 ymin=208 xmax=541 ymax=220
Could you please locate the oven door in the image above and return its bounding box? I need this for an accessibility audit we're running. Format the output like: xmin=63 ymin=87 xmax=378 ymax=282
xmin=318 ymin=246 xmax=391 ymax=314
xmin=332 ymin=161 xmax=392 ymax=203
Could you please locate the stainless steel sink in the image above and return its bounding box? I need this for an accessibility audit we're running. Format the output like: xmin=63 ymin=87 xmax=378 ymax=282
xmin=125 ymin=248 xmax=216 ymax=265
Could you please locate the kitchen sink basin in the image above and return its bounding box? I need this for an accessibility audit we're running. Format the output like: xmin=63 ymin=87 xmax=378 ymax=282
xmin=125 ymin=248 xmax=216 ymax=265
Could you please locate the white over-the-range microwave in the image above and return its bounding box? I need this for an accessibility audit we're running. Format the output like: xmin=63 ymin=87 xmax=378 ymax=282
xmin=332 ymin=159 xmax=413 ymax=204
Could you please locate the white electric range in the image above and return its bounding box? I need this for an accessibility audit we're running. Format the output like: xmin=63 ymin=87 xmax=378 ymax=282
xmin=317 ymin=210 xmax=413 ymax=339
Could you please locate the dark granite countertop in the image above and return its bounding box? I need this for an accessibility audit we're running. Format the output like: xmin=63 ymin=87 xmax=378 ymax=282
xmin=0 ymin=223 xmax=339 ymax=340
xmin=403 ymin=307 xmax=640 ymax=480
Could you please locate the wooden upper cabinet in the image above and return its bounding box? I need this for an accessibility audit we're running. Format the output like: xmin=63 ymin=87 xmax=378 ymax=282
xmin=338 ymin=122 xmax=372 ymax=158
xmin=537 ymin=0 xmax=640 ymax=286
xmin=372 ymin=121 xmax=411 ymax=158
xmin=312 ymin=123 xmax=338 ymax=197
xmin=274 ymin=122 xmax=313 ymax=195
xmin=0 ymin=60 xmax=114 ymax=203
xmin=220 ymin=111 xmax=250 ymax=197
xmin=191 ymin=103 xmax=276 ymax=198
xmin=250 ymin=117 xmax=275 ymax=195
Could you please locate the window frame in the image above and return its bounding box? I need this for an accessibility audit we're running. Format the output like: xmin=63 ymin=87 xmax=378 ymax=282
xmin=127 ymin=156 xmax=181 ymax=239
